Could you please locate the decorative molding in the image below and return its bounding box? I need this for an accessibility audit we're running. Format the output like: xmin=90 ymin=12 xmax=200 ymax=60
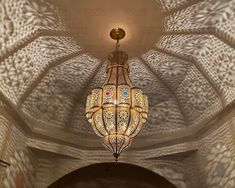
xmin=162 ymin=27 xmax=235 ymax=50
xmin=26 ymin=137 xmax=197 ymax=160
xmin=0 ymin=29 xmax=72 ymax=62
xmin=1 ymin=88 xmax=233 ymax=152
xmin=23 ymin=100 xmax=234 ymax=150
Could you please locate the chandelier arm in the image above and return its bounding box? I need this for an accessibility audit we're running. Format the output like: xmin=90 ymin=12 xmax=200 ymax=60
xmin=122 ymin=137 xmax=131 ymax=151
xmin=107 ymin=67 xmax=113 ymax=83
xmin=115 ymin=50 xmax=119 ymax=129
xmin=121 ymin=64 xmax=127 ymax=86
xmin=122 ymin=64 xmax=132 ymax=86
xmin=103 ymin=137 xmax=108 ymax=151
xmin=103 ymin=65 xmax=112 ymax=86
xmin=92 ymin=112 xmax=105 ymax=137
xmin=124 ymin=107 xmax=132 ymax=135
xmin=115 ymin=136 xmax=118 ymax=155
xmin=108 ymin=136 xmax=115 ymax=153
xmin=118 ymin=136 xmax=126 ymax=154
xmin=101 ymin=107 xmax=110 ymax=135
xmin=91 ymin=106 xmax=102 ymax=115
xmin=130 ymin=110 xmax=141 ymax=137
xmin=115 ymin=51 xmax=119 ymax=156
xmin=121 ymin=63 xmax=132 ymax=135
xmin=115 ymin=88 xmax=118 ymax=153
xmin=116 ymin=137 xmax=125 ymax=154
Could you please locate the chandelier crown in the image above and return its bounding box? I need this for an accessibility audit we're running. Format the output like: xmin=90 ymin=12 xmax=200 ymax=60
xmin=86 ymin=28 xmax=148 ymax=162
xmin=108 ymin=50 xmax=128 ymax=64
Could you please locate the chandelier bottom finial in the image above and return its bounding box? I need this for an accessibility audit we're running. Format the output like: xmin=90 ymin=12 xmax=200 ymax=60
xmin=113 ymin=153 xmax=120 ymax=163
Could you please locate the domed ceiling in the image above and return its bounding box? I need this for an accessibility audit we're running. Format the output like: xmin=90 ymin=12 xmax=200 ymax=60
xmin=0 ymin=0 xmax=234 ymax=149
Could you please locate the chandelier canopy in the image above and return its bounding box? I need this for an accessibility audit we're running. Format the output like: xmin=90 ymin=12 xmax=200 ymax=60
xmin=86 ymin=28 xmax=148 ymax=161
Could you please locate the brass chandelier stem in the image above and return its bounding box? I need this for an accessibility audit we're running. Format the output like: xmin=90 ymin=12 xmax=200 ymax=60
xmin=115 ymin=39 xmax=120 ymax=51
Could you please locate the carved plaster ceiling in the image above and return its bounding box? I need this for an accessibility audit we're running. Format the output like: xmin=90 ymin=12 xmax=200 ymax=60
xmin=0 ymin=0 xmax=234 ymax=149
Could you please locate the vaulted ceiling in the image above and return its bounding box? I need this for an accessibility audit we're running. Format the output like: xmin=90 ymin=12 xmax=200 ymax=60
xmin=0 ymin=0 xmax=234 ymax=149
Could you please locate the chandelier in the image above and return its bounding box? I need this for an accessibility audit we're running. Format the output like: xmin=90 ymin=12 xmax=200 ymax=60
xmin=85 ymin=28 xmax=148 ymax=161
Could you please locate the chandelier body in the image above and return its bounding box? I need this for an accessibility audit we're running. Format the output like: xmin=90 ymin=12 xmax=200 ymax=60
xmin=86 ymin=28 xmax=148 ymax=161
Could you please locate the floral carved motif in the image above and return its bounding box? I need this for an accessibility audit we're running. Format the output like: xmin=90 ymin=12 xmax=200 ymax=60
xmin=215 ymin=54 xmax=235 ymax=88
xmin=194 ymin=0 xmax=235 ymax=26
xmin=0 ymin=4 xmax=13 ymax=50
xmin=22 ymin=0 xmax=58 ymax=27
xmin=181 ymin=36 xmax=212 ymax=57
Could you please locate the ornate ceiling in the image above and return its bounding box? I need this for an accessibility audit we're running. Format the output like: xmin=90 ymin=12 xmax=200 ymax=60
xmin=0 ymin=0 xmax=234 ymax=149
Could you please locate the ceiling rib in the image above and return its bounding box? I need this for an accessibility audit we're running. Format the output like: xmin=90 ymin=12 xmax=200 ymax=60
xmin=139 ymin=57 xmax=188 ymax=125
xmin=0 ymin=90 xmax=32 ymax=134
xmin=163 ymin=28 xmax=212 ymax=35
xmin=162 ymin=0 xmax=205 ymax=16
xmin=0 ymin=29 xmax=72 ymax=62
xmin=154 ymin=47 xmax=226 ymax=107
xmin=17 ymin=51 xmax=83 ymax=108
xmin=162 ymin=29 xmax=235 ymax=49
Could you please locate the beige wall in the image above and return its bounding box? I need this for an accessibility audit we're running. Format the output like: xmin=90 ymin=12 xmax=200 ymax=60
xmin=0 ymin=106 xmax=37 ymax=187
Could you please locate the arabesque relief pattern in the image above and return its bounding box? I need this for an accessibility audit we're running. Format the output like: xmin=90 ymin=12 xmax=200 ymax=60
xmin=3 ymin=150 xmax=36 ymax=188
xmin=0 ymin=0 xmax=234 ymax=137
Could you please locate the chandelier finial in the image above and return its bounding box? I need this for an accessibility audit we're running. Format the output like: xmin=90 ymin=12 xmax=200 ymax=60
xmin=113 ymin=153 xmax=120 ymax=163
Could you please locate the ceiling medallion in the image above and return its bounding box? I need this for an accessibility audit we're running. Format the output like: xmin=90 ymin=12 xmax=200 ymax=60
xmin=86 ymin=28 xmax=148 ymax=162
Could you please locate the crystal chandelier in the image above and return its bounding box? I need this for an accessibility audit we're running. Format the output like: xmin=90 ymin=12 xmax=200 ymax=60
xmin=86 ymin=28 xmax=148 ymax=161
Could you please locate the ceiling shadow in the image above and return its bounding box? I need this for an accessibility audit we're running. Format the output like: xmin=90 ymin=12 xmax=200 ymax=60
xmin=48 ymin=162 xmax=176 ymax=188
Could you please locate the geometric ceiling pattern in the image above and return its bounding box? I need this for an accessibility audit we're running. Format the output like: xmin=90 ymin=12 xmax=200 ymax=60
xmin=0 ymin=0 xmax=234 ymax=146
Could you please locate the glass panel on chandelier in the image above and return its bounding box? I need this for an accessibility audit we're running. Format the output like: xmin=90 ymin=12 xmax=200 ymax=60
xmin=91 ymin=109 xmax=108 ymax=137
xmin=103 ymin=85 xmax=116 ymax=106
xmin=117 ymin=85 xmax=131 ymax=107
xmin=132 ymin=88 xmax=143 ymax=112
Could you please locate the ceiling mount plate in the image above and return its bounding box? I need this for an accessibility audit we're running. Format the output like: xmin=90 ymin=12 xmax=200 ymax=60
xmin=110 ymin=28 xmax=126 ymax=41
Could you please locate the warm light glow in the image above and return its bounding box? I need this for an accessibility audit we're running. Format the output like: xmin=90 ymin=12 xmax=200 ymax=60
xmin=86 ymin=30 xmax=148 ymax=161
xmin=105 ymin=23 xmax=131 ymax=44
